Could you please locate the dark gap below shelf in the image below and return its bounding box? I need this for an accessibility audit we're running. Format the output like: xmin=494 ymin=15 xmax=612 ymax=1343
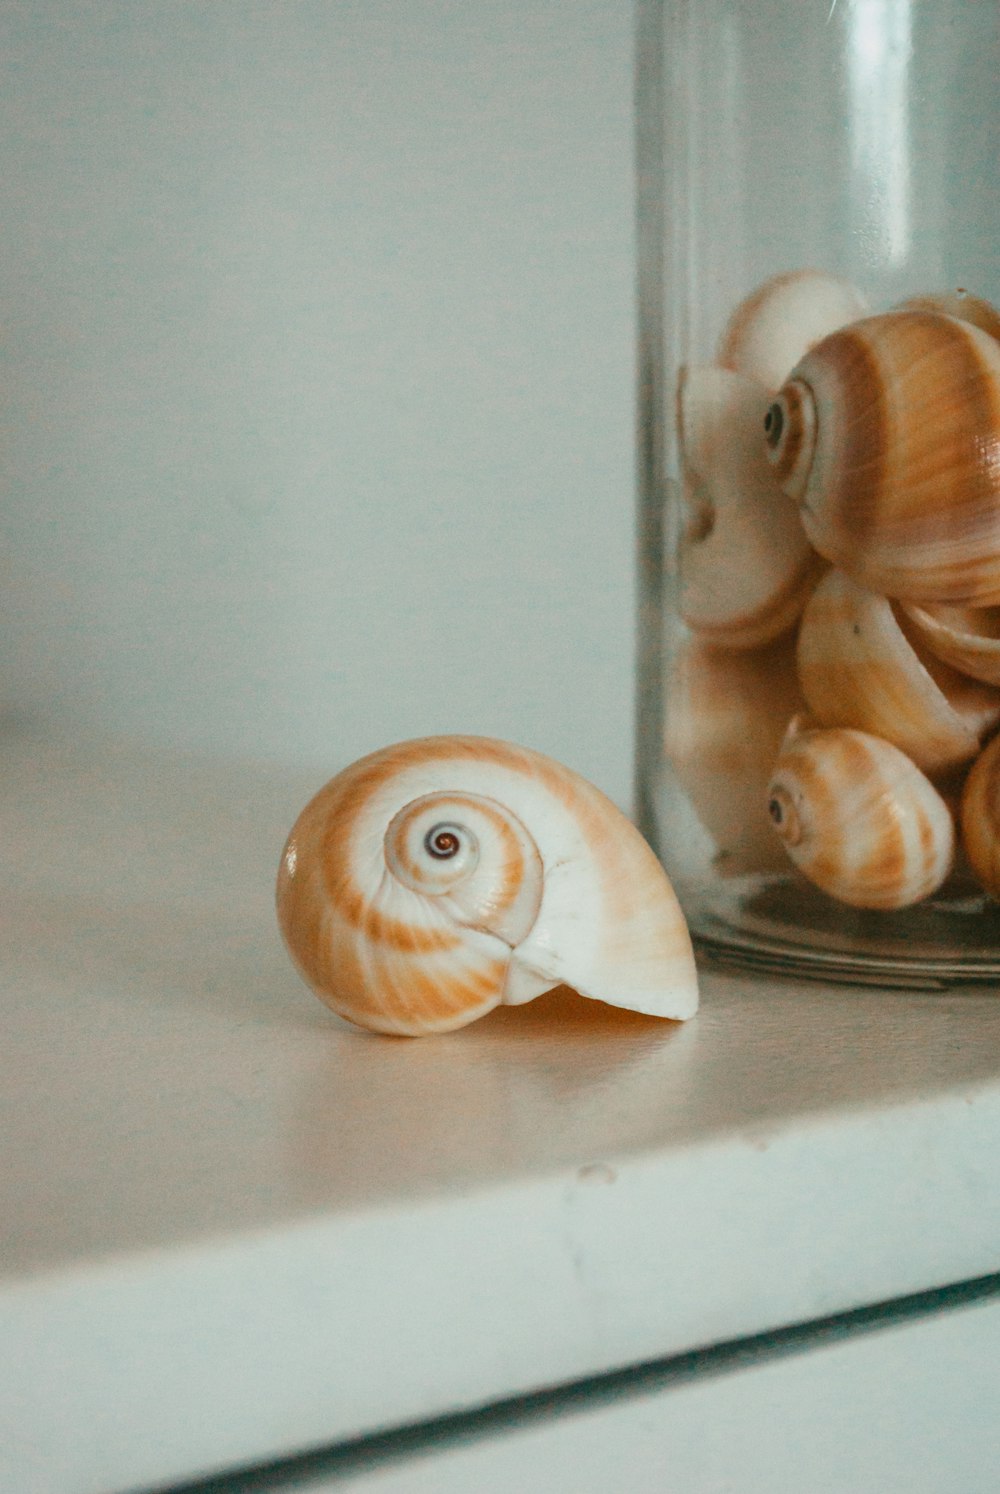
xmin=138 ymin=1270 xmax=1000 ymax=1494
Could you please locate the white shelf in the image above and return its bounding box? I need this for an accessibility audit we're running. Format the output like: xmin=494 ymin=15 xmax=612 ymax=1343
xmin=2 ymin=725 xmax=1000 ymax=1493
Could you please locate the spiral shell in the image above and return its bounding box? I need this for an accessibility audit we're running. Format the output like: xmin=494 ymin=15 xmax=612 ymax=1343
xmin=276 ymin=736 xmax=698 ymax=1035
xmin=961 ymin=733 xmax=1000 ymax=901
xmin=717 ymin=268 xmax=868 ymax=390
xmin=764 ymin=310 xmax=1000 ymax=604
xmin=676 ymin=365 xmax=822 ymax=648
xmin=766 ymin=725 xmax=955 ymax=909
xmin=796 ymin=568 xmax=1000 ymax=774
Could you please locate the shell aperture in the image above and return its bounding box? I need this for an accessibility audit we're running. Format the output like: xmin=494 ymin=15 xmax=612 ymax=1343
xmin=276 ymin=736 xmax=698 ymax=1035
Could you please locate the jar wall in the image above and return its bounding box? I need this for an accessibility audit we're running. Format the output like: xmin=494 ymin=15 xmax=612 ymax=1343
xmin=637 ymin=0 xmax=1000 ymax=982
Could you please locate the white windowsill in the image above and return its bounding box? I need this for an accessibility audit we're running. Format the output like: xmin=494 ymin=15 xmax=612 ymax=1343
xmin=2 ymin=724 xmax=999 ymax=1493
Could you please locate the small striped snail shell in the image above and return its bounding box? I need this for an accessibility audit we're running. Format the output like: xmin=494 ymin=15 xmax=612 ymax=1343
xmin=766 ymin=724 xmax=955 ymax=910
xmin=763 ymin=310 xmax=1000 ymax=604
xmin=961 ymin=734 xmax=1000 ymax=902
xmin=276 ymin=736 xmax=698 ymax=1035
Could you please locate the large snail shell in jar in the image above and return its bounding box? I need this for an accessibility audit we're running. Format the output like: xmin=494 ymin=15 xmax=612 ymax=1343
xmin=796 ymin=568 xmax=1000 ymax=775
xmin=276 ymin=736 xmax=698 ymax=1035
xmin=717 ymin=269 xmax=868 ymax=390
xmin=764 ymin=311 xmax=1000 ymax=604
xmin=961 ymin=733 xmax=1000 ymax=901
xmin=767 ymin=724 xmax=955 ymax=910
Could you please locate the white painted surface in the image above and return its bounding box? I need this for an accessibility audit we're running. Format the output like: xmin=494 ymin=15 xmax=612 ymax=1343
xmin=320 ymin=1296 xmax=1000 ymax=1494
xmin=0 ymin=1 xmax=637 ymax=806
xmin=2 ymin=725 xmax=1000 ymax=1493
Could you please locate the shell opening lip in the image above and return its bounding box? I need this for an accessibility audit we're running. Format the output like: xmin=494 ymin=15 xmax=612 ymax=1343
xmin=767 ymin=784 xmax=802 ymax=846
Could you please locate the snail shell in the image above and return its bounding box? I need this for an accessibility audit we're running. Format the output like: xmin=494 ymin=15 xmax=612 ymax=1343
xmin=276 ymin=736 xmax=698 ymax=1035
xmin=764 ymin=310 xmax=1000 ymax=604
xmin=961 ymin=733 xmax=1000 ymax=901
xmin=676 ymin=365 xmax=823 ymax=649
xmin=717 ymin=268 xmax=868 ymax=391
xmin=796 ymin=568 xmax=1000 ymax=775
xmin=767 ymin=725 xmax=955 ymax=910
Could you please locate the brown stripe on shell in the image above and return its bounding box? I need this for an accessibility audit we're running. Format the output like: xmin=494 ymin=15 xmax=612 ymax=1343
xmin=807 ymin=313 xmax=1000 ymax=601
xmin=337 ymin=883 xmax=460 ymax=953
xmin=372 ymin=952 xmax=507 ymax=1031
xmin=917 ymin=803 xmax=938 ymax=884
xmin=845 ymin=734 xmax=910 ymax=905
xmin=809 ymin=319 xmax=888 ymax=552
xmin=313 ymin=915 xmax=508 ymax=1034
xmin=892 ymin=313 xmax=992 ymax=519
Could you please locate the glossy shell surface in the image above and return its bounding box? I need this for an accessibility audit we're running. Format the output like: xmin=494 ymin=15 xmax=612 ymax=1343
xmin=277 ymin=736 xmax=698 ymax=1035
xmin=796 ymin=568 xmax=1000 ymax=774
xmin=765 ymin=311 xmax=1000 ymax=603
xmin=767 ymin=725 xmax=955 ymax=909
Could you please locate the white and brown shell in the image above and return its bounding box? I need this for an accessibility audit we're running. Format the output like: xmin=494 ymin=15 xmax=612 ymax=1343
xmin=717 ymin=268 xmax=868 ymax=391
xmin=676 ymin=365 xmax=822 ymax=649
xmin=766 ymin=724 xmax=955 ymax=909
xmin=796 ymin=568 xmax=1000 ymax=775
xmin=276 ymin=736 xmax=698 ymax=1035
xmin=764 ymin=310 xmax=1000 ymax=604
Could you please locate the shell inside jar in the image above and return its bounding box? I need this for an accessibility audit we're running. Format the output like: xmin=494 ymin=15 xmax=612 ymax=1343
xmin=671 ymin=274 xmax=1000 ymax=911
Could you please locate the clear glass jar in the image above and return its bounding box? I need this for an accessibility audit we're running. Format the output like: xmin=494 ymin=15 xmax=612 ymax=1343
xmin=636 ymin=0 xmax=1000 ymax=985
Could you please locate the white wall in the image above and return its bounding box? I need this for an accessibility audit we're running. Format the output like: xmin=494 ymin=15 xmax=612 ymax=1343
xmin=0 ymin=2 xmax=637 ymax=805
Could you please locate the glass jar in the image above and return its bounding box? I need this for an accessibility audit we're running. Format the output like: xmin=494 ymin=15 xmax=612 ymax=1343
xmin=636 ymin=0 xmax=1000 ymax=985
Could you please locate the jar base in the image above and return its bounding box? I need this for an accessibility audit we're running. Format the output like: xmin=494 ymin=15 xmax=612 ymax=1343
xmin=685 ymin=875 xmax=1000 ymax=990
